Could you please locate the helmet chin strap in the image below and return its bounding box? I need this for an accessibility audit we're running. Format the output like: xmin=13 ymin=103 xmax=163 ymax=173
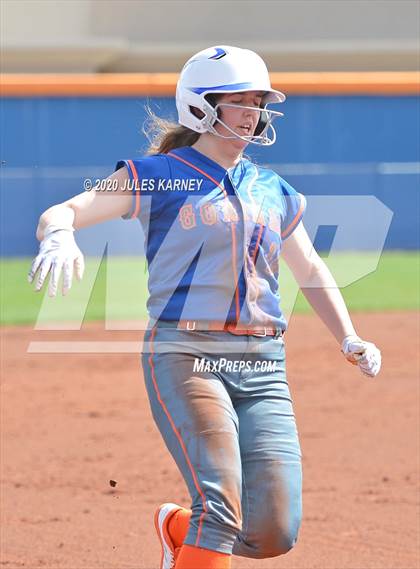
xmin=202 ymin=103 xmax=283 ymax=147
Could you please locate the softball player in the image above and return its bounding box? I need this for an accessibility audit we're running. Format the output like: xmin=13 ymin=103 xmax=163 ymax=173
xmin=29 ymin=46 xmax=381 ymax=569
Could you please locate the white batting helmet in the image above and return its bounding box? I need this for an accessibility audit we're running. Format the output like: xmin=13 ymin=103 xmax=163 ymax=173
xmin=176 ymin=45 xmax=285 ymax=146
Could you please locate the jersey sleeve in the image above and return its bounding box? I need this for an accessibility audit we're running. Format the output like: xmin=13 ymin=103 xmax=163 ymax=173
xmin=115 ymin=154 xmax=170 ymax=221
xmin=278 ymin=177 xmax=306 ymax=240
xmin=115 ymin=158 xmax=142 ymax=220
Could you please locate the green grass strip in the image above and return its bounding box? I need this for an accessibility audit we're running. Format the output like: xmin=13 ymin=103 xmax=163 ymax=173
xmin=1 ymin=252 xmax=418 ymax=326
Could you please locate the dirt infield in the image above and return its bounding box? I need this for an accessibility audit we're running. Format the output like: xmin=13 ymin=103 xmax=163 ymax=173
xmin=1 ymin=312 xmax=419 ymax=569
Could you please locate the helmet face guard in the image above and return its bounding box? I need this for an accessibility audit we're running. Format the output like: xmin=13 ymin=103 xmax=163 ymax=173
xmin=205 ymin=102 xmax=284 ymax=146
xmin=176 ymin=46 xmax=286 ymax=147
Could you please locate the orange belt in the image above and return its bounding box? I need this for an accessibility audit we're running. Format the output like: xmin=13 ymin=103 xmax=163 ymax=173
xmin=160 ymin=320 xmax=284 ymax=337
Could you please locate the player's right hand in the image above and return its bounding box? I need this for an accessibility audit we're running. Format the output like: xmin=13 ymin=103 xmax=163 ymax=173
xmin=28 ymin=227 xmax=85 ymax=297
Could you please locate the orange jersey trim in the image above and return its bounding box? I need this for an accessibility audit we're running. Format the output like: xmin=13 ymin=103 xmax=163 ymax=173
xmin=126 ymin=159 xmax=141 ymax=218
xmin=281 ymin=195 xmax=306 ymax=239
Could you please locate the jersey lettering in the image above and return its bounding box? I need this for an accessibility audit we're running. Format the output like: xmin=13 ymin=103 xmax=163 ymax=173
xmin=199 ymin=203 xmax=217 ymax=225
xmin=179 ymin=203 xmax=197 ymax=230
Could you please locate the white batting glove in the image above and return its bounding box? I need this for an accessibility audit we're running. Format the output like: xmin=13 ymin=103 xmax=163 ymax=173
xmin=341 ymin=335 xmax=382 ymax=378
xmin=28 ymin=225 xmax=84 ymax=297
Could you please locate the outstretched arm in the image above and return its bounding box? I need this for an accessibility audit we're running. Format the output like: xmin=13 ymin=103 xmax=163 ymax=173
xmin=36 ymin=166 xmax=132 ymax=240
xmin=29 ymin=167 xmax=132 ymax=296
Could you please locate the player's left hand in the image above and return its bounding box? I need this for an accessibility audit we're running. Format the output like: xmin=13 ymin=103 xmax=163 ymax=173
xmin=341 ymin=335 xmax=381 ymax=378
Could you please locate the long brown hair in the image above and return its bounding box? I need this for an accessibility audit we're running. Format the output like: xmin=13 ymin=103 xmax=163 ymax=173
xmin=143 ymin=105 xmax=200 ymax=155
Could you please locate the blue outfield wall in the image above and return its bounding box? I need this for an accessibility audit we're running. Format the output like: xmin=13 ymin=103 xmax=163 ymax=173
xmin=0 ymin=95 xmax=419 ymax=256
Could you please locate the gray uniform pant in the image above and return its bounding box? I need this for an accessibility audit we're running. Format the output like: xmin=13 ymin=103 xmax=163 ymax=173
xmin=141 ymin=324 xmax=302 ymax=558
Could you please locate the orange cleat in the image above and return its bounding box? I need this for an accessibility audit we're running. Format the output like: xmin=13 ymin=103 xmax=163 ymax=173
xmin=154 ymin=503 xmax=183 ymax=569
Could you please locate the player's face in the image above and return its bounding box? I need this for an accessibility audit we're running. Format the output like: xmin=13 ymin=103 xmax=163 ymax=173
xmin=214 ymin=91 xmax=264 ymax=148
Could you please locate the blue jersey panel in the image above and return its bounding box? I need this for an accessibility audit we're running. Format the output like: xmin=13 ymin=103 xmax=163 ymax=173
xmin=115 ymin=146 xmax=306 ymax=330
